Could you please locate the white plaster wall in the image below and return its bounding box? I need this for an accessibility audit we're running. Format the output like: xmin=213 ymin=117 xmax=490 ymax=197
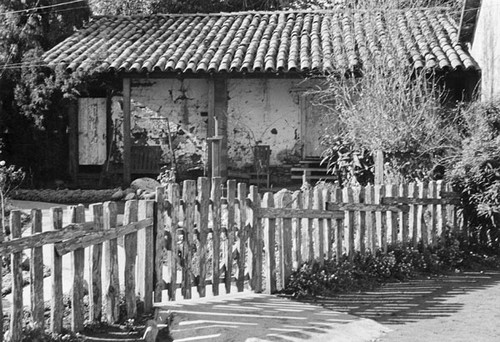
xmin=227 ymin=78 xmax=302 ymax=168
xmin=111 ymin=77 xmax=306 ymax=171
xmin=471 ymin=0 xmax=500 ymax=101
xmin=110 ymin=78 xmax=209 ymax=170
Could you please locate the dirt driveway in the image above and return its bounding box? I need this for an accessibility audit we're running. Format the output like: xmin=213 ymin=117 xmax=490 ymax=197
xmin=297 ymin=270 xmax=500 ymax=342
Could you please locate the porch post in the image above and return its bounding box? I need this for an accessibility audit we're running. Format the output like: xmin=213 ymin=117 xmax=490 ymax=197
xmin=215 ymin=78 xmax=228 ymax=181
xmin=208 ymin=78 xmax=228 ymax=181
xmin=67 ymin=101 xmax=78 ymax=184
xmin=123 ymin=78 xmax=131 ymax=185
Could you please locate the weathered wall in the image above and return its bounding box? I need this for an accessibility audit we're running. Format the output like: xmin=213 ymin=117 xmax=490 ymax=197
xmin=111 ymin=78 xmax=209 ymax=173
xmin=471 ymin=0 xmax=500 ymax=101
xmin=111 ymin=77 xmax=309 ymax=171
xmin=227 ymin=78 xmax=303 ymax=167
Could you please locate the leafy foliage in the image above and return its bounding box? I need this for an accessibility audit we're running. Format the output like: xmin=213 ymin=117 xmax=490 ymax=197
xmin=320 ymin=135 xmax=374 ymax=186
xmin=449 ymin=100 xmax=500 ymax=249
xmin=283 ymin=231 xmax=500 ymax=299
xmin=0 ymin=1 xmax=91 ymax=182
xmin=89 ymin=0 xmax=289 ymax=15
xmin=315 ymin=51 xmax=462 ymax=184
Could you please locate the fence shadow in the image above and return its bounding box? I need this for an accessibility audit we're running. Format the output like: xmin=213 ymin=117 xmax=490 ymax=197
xmin=160 ymin=291 xmax=388 ymax=342
xmin=295 ymin=270 xmax=500 ymax=325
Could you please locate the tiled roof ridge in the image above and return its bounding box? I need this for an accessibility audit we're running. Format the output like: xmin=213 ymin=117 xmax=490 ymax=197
xmin=91 ymin=6 xmax=452 ymax=20
xmin=43 ymin=6 xmax=479 ymax=75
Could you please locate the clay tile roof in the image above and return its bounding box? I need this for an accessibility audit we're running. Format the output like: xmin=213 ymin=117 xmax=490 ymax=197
xmin=42 ymin=8 xmax=479 ymax=75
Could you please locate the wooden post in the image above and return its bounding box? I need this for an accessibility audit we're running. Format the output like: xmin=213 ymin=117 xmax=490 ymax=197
xmin=211 ymin=177 xmax=222 ymax=295
xmin=301 ymin=189 xmax=313 ymax=262
xmin=365 ymin=185 xmax=376 ymax=253
xmin=277 ymin=191 xmax=293 ymax=289
xmin=358 ymin=187 xmax=366 ymax=254
xmin=215 ymin=79 xmax=228 ymax=181
xmin=312 ymin=188 xmax=324 ymax=263
xmin=154 ymin=187 xmax=165 ymax=303
xmin=30 ymin=209 xmax=44 ymax=328
xmin=89 ymin=203 xmax=104 ymax=322
xmin=68 ymin=101 xmax=78 ymax=183
xmin=333 ymin=187 xmax=343 ymax=262
xmin=262 ymin=192 xmax=276 ymax=294
xmin=343 ymin=187 xmax=355 ymax=259
xmin=236 ymin=183 xmax=248 ymax=292
xmin=374 ymin=150 xmax=384 ymax=185
xmin=198 ymin=178 xmax=210 ymax=297
xmin=70 ymin=205 xmax=86 ymax=331
xmin=225 ymin=180 xmax=236 ymax=294
xmin=166 ymin=184 xmax=180 ymax=301
xmin=429 ymin=181 xmax=438 ymax=246
xmin=10 ymin=211 xmax=23 ymax=341
xmin=137 ymin=200 xmax=155 ymax=313
xmin=182 ymin=180 xmax=196 ymax=299
xmin=123 ymin=78 xmax=131 ymax=185
xmin=292 ymin=190 xmax=303 ymax=268
xmin=387 ymin=184 xmax=398 ymax=244
xmin=249 ymin=186 xmax=263 ymax=292
xmin=400 ymin=183 xmax=410 ymax=246
xmin=322 ymin=189 xmax=334 ymax=259
xmin=208 ymin=79 xmax=214 ymax=175
xmin=375 ymin=184 xmax=386 ymax=252
xmin=124 ymin=200 xmax=138 ymax=318
xmin=437 ymin=181 xmax=447 ymax=239
xmin=103 ymin=201 xmax=120 ymax=323
xmin=409 ymin=183 xmax=418 ymax=247
xmin=417 ymin=182 xmax=428 ymax=247
xmin=51 ymin=207 xmax=64 ymax=333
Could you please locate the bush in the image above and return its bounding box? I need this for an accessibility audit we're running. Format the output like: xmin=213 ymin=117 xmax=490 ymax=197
xmin=282 ymin=231 xmax=500 ymax=299
xmin=449 ymin=100 xmax=500 ymax=249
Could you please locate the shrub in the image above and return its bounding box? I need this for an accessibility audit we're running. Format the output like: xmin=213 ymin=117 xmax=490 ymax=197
xmin=283 ymin=232 xmax=500 ymax=299
xmin=449 ymin=100 xmax=500 ymax=249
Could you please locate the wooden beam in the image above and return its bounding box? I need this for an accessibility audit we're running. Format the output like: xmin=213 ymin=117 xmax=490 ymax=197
xmin=214 ymin=78 xmax=228 ymax=181
xmin=207 ymin=79 xmax=214 ymax=176
xmin=374 ymin=150 xmax=384 ymax=185
xmin=123 ymin=78 xmax=131 ymax=185
xmin=68 ymin=101 xmax=78 ymax=183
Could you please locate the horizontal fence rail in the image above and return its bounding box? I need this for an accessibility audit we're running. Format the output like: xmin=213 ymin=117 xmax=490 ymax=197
xmin=0 ymin=177 xmax=461 ymax=341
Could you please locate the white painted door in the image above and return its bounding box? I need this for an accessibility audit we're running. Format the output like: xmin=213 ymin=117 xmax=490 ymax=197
xmin=78 ymin=98 xmax=107 ymax=165
xmin=301 ymin=94 xmax=329 ymax=157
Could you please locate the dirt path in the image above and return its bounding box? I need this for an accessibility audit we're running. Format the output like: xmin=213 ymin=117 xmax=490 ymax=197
xmin=297 ymin=270 xmax=500 ymax=342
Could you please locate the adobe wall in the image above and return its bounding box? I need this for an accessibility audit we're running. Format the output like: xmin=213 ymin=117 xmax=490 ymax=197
xmin=110 ymin=77 xmax=306 ymax=172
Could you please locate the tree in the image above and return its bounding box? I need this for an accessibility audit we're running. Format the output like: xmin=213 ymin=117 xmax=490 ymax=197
xmin=315 ymin=3 xmax=464 ymax=185
xmin=89 ymin=0 xmax=291 ymax=15
xmin=0 ymin=0 xmax=91 ymax=182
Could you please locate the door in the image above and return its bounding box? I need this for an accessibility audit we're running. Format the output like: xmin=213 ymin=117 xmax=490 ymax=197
xmin=301 ymin=93 xmax=329 ymax=157
xmin=78 ymin=98 xmax=107 ymax=165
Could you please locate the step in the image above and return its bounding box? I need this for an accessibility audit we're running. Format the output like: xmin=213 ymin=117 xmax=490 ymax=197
xmin=291 ymin=175 xmax=337 ymax=180
xmin=291 ymin=167 xmax=329 ymax=172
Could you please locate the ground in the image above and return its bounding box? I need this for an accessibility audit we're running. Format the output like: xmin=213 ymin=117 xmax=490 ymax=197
xmin=297 ymin=270 xmax=500 ymax=342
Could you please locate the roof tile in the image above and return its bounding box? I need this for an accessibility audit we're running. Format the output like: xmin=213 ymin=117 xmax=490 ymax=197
xmin=43 ymin=9 xmax=479 ymax=74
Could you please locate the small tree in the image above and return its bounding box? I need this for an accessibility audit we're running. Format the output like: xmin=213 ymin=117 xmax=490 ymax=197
xmin=449 ymin=100 xmax=500 ymax=250
xmin=315 ymin=8 xmax=463 ymax=185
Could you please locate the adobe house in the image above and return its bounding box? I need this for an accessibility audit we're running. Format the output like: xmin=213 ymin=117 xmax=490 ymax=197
xmin=42 ymin=8 xmax=480 ymax=185
xmin=459 ymin=0 xmax=499 ymax=101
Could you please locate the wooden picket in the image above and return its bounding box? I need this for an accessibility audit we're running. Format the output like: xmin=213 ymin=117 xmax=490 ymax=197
xmin=1 ymin=178 xmax=461 ymax=340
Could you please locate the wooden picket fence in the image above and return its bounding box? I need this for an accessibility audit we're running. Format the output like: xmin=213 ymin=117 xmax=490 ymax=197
xmin=0 ymin=177 xmax=460 ymax=341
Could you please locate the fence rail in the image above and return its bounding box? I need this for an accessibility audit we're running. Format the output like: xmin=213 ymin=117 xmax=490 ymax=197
xmin=0 ymin=177 xmax=460 ymax=341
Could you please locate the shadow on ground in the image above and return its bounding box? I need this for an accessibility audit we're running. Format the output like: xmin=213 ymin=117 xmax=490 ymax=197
xmin=295 ymin=270 xmax=500 ymax=325
xmin=159 ymin=291 xmax=387 ymax=342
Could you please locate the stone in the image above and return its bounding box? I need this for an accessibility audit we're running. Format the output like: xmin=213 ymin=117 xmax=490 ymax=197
xmin=124 ymin=192 xmax=136 ymax=201
xmin=142 ymin=319 xmax=158 ymax=342
xmin=111 ymin=189 xmax=125 ymax=200
xmin=130 ymin=177 xmax=161 ymax=193
xmin=142 ymin=191 xmax=156 ymax=200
